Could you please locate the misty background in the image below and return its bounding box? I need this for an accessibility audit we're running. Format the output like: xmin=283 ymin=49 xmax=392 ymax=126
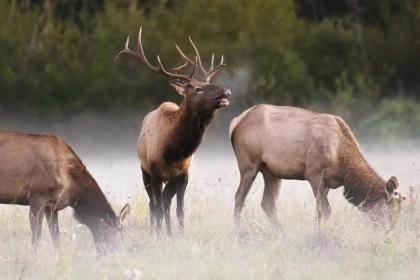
xmin=1 ymin=0 xmax=419 ymax=137
xmin=0 ymin=0 xmax=419 ymax=204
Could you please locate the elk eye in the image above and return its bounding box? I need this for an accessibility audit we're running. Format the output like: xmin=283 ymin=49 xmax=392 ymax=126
xmin=196 ymin=87 xmax=202 ymax=92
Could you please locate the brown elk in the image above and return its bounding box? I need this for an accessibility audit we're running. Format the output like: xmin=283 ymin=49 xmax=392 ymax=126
xmin=0 ymin=131 xmax=130 ymax=251
xmin=230 ymin=105 xmax=405 ymax=230
xmin=115 ymin=27 xmax=231 ymax=235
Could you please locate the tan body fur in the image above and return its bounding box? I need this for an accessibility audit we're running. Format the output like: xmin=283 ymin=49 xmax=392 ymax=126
xmin=0 ymin=131 xmax=128 ymax=250
xmin=139 ymin=102 xmax=191 ymax=180
xmin=230 ymin=104 xmax=404 ymax=229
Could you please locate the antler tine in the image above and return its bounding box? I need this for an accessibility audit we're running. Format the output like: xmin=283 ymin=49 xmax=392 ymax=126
xmin=206 ymin=54 xmax=226 ymax=82
xmin=115 ymin=26 xmax=192 ymax=81
xmin=188 ymin=36 xmax=207 ymax=76
xmin=175 ymin=44 xmax=195 ymax=64
xmin=172 ymin=62 xmax=189 ymax=72
xmin=156 ymin=55 xmax=193 ymax=81
xmin=173 ymin=38 xmax=226 ymax=82
xmin=186 ymin=37 xmax=226 ymax=81
xmin=114 ymin=26 xmax=160 ymax=72
xmin=210 ymin=54 xmax=215 ymax=71
xmin=135 ymin=26 xmax=160 ymax=72
xmin=173 ymin=43 xmax=195 ymax=72
xmin=114 ymin=36 xmax=135 ymax=63
xmin=189 ymin=57 xmax=198 ymax=79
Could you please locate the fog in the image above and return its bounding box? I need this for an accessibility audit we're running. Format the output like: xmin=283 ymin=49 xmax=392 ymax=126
xmin=1 ymin=110 xmax=420 ymax=279
xmin=1 ymin=110 xmax=418 ymax=207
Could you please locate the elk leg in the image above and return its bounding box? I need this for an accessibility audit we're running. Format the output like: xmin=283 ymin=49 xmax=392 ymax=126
xmin=45 ymin=208 xmax=60 ymax=250
xmin=309 ymin=175 xmax=331 ymax=225
xmin=146 ymin=177 xmax=163 ymax=232
xmin=261 ymin=170 xmax=284 ymax=232
xmin=145 ymin=187 xmax=156 ymax=229
xmin=29 ymin=200 xmax=45 ymax=249
xmin=162 ymin=182 xmax=177 ymax=236
xmin=175 ymin=175 xmax=188 ymax=231
xmin=234 ymin=168 xmax=258 ymax=230
xmin=150 ymin=178 xmax=164 ymax=232
xmin=141 ymin=168 xmax=155 ymax=228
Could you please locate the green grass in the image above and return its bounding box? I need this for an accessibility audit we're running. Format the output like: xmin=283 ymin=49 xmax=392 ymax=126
xmin=0 ymin=192 xmax=419 ymax=280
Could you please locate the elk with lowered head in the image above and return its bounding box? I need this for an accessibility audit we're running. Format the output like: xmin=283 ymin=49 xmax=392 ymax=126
xmin=230 ymin=105 xmax=405 ymax=231
xmin=0 ymin=131 xmax=130 ymax=252
xmin=115 ymin=27 xmax=231 ymax=235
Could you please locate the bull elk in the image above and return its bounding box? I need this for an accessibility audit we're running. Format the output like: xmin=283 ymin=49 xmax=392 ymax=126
xmin=230 ymin=105 xmax=406 ymax=230
xmin=115 ymin=27 xmax=231 ymax=235
xmin=0 ymin=131 xmax=130 ymax=252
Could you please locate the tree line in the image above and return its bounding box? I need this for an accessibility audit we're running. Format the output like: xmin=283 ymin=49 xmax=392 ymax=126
xmin=0 ymin=0 xmax=419 ymax=137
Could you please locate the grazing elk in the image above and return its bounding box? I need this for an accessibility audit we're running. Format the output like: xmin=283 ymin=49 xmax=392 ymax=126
xmin=0 ymin=131 xmax=130 ymax=252
xmin=115 ymin=27 xmax=231 ymax=235
xmin=230 ymin=105 xmax=406 ymax=230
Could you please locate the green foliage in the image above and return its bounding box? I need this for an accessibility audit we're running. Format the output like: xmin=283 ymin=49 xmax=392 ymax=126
xmin=0 ymin=0 xmax=419 ymax=136
xmin=359 ymin=99 xmax=420 ymax=139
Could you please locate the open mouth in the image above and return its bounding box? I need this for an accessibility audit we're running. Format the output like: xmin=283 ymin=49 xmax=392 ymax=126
xmin=217 ymin=98 xmax=230 ymax=107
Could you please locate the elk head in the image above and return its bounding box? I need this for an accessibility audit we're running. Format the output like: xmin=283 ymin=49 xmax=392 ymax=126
xmin=368 ymin=176 xmax=406 ymax=227
xmin=115 ymin=27 xmax=231 ymax=112
xmin=95 ymin=203 xmax=131 ymax=254
xmin=384 ymin=176 xmax=406 ymax=224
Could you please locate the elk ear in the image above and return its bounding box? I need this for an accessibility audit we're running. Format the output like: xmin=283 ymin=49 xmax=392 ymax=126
xmin=118 ymin=203 xmax=131 ymax=223
xmin=169 ymin=80 xmax=187 ymax=96
xmin=385 ymin=176 xmax=398 ymax=195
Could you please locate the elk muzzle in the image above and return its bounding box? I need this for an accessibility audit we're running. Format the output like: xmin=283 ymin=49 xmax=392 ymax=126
xmin=216 ymin=88 xmax=231 ymax=107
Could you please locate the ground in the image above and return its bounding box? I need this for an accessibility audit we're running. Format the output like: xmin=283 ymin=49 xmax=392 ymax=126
xmin=0 ymin=141 xmax=419 ymax=279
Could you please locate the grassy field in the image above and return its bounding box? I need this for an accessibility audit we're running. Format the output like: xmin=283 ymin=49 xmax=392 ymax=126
xmin=0 ymin=145 xmax=419 ymax=279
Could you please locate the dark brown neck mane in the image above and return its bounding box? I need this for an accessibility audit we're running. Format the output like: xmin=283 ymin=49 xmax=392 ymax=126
xmin=340 ymin=144 xmax=387 ymax=208
xmin=164 ymin=99 xmax=215 ymax=162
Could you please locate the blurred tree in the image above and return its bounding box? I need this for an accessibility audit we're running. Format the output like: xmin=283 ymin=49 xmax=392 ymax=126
xmin=0 ymin=0 xmax=419 ymax=137
xmin=296 ymin=0 xmax=349 ymax=20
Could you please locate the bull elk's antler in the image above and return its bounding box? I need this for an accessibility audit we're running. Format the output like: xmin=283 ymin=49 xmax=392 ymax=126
xmin=114 ymin=26 xmax=196 ymax=81
xmin=174 ymin=37 xmax=225 ymax=82
xmin=115 ymin=26 xmax=225 ymax=82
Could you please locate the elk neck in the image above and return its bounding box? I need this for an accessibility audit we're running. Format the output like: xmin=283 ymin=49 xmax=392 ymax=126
xmin=339 ymin=144 xmax=387 ymax=208
xmin=164 ymin=98 xmax=215 ymax=162
xmin=69 ymin=158 xmax=118 ymax=235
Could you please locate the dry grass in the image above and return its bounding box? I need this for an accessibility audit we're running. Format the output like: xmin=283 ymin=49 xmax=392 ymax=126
xmin=0 ymin=147 xmax=419 ymax=280
xmin=0 ymin=190 xmax=419 ymax=280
